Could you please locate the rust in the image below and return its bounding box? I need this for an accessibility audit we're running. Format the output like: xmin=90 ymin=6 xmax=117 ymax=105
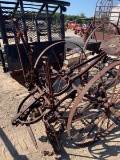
xmin=12 ymin=30 xmax=120 ymax=153
xmin=0 ymin=0 xmax=118 ymax=156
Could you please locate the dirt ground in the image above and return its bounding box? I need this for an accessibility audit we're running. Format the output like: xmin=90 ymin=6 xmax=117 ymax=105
xmin=0 ymin=30 xmax=120 ymax=160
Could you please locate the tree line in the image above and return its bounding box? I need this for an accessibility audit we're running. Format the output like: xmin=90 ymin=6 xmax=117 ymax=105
xmin=14 ymin=11 xmax=93 ymax=22
xmin=53 ymin=12 xmax=93 ymax=22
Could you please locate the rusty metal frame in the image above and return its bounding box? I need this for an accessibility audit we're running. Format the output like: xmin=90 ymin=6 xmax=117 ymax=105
xmin=0 ymin=0 xmax=70 ymax=44
xmin=0 ymin=0 xmax=120 ymax=156
xmin=94 ymin=0 xmax=120 ymax=27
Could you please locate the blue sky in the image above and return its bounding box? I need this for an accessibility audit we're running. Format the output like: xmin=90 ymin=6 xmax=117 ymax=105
xmin=5 ymin=0 xmax=97 ymax=18
xmin=65 ymin=0 xmax=98 ymax=17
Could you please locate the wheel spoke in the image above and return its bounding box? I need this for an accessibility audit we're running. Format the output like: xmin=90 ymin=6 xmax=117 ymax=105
xmin=110 ymin=65 xmax=120 ymax=104
xmin=67 ymin=61 xmax=120 ymax=145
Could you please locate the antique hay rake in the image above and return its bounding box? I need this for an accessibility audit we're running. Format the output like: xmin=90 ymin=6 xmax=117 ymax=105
xmin=12 ymin=19 xmax=120 ymax=154
xmin=0 ymin=0 xmax=120 ymax=155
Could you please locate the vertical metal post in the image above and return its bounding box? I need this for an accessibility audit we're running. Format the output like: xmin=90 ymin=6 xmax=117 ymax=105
xmin=45 ymin=4 xmax=52 ymax=41
xmin=35 ymin=19 xmax=40 ymax=42
xmin=117 ymin=12 xmax=120 ymax=28
xmin=42 ymin=56 xmax=54 ymax=108
xmin=0 ymin=4 xmax=8 ymax=45
xmin=60 ymin=6 xmax=65 ymax=40
xmin=0 ymin=49 xmax=8 ymax=72
xmin=19 ymin=0 xmax=28 ymax=43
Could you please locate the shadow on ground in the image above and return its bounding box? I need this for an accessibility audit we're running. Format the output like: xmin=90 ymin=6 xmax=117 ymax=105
xmin=88 ymin=127 xmax=120 ymax=159
xmin=0 ymin=128 xmax=28 ymax=160
xmin=55 ymin=124 xmax=120 ymax=160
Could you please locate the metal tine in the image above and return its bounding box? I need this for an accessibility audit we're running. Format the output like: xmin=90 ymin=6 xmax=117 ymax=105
xmin=26 ymin=125 xmax=38 ymax=149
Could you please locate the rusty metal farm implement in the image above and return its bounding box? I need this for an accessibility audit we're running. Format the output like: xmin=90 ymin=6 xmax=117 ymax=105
xmin=0 ymin=0 xmax=120 ymax=155
xmin=11 ymin=22 xmax=120 ymax=154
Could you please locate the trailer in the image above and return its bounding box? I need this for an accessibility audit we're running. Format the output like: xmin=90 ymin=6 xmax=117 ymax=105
xmin=0 ymin=0 xmax=70 ymax=84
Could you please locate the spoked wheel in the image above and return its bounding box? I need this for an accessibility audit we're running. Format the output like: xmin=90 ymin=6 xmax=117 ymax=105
xmin=65 ymin=40 xmax=87 ymax=66
xmin=52 ymin=41 xmax=88 ymax=95
xmin=83 ymin=22 xmax=120 ymax=55
xmin=34 ymin=40 xmax=87 ymax=96
xmin=33 ymin=41 xmax=70 ymax=95
xmin=12 ymin=88 xmax=49 ymax=125
xmin=67 ymin=61 xmax=120 ymax=146
xmin=34 ymin=41 xmax=66 ymax=71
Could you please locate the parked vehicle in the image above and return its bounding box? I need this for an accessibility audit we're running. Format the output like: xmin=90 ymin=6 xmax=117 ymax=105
xmin=74 ymin=24 xmax=88 ymax=35
xmin=74 ymin=18 xmax=93 ymax=35
xmin=74 ymin=25 xmax=84 ymax=34
xmin=67 ymin=21 xmax=78 ymax=30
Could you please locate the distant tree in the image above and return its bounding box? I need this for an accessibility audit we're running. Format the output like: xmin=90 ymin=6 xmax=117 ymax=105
xmin=64 ymin=14 xmax=68 ymax=21
xmin=80 ymin=13 xmax=86 ymax=18
xmin=52 ymin=12 xmax=60 ymax=21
